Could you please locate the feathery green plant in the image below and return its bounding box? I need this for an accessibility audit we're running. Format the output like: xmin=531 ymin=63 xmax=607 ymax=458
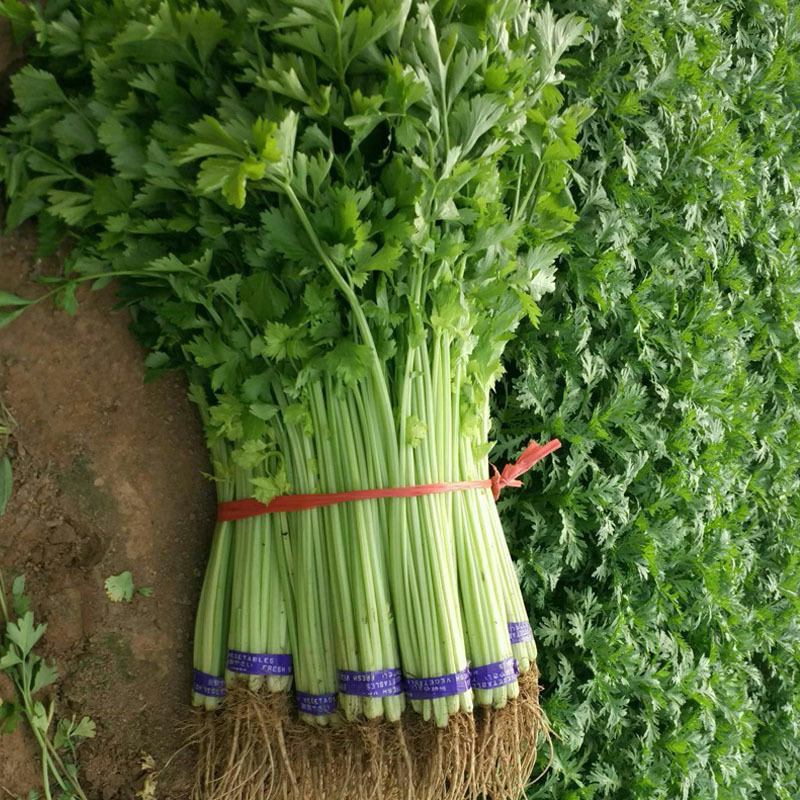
xmin=493 ymin=2 xmax=800 ymax=798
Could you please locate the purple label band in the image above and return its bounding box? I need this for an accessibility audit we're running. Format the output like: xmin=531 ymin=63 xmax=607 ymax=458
xmin=508 ymin=621 xmax=533 ymax=644
xmin=405 ymin=667 xmax=471 ymax=701
xmin=470 ymin=657 xmax=519 ymax=690
xmin=193 ymin=669 xmax=226 ymax=698
xmin=338 ymin=668 xmax=403 ymax=698
xmin=296 ymin=692 xmax=338 ymax=715
xmin=226 ymin=650 xmax=293 ymax=676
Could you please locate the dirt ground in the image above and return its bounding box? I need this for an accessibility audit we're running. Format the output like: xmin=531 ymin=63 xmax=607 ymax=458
xmin=0 ymin=19 xmax=217 ymax=799
xmin=0 ymin=224 xmax=216 ymax=795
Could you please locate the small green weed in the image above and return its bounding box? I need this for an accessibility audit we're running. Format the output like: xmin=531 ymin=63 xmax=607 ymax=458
xmin=0 ymin=573 xmax=95 ymax=800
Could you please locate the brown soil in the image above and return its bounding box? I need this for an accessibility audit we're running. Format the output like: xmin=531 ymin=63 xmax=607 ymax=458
xmin=0 ymin=20 xmax=214 ymax=799
xmin=0 ymin=223 xmax=215 ymax=798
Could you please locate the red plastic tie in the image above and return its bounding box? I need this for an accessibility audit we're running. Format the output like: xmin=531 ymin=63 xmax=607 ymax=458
xmin=489 ymin=438 xmax=562 ymax=500
xmin=217 ymin=438 xmax=561 ymax=522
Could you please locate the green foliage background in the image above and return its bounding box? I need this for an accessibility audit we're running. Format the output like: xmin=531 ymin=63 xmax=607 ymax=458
xmin=493 ymin=2 xmax=800 ymax=798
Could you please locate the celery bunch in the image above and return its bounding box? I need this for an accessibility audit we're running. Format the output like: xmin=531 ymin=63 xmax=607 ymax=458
xmin=0 ymin=0 xmax=588 ymax=739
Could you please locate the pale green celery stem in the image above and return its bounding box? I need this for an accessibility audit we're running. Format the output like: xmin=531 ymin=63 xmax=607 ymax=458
xmin=473 ymin=400 xmax=536 ymax=671
xmin=435 ymin=332 xmax=454 ymax=483
xmin=328 ymin=387 xmax=375 ymax=720
xmin=277 ymin=413 xmax=338 ymax=726
xmin=292 ymin=448 xmax=337 ymax=725
xmin=410 ymin=353 xmax=446 ymax=718
xmin=391 ymin=342 xmax=419 ymax=668
xmin=432 ymin=335 xmax=457 ymax=572
xmin=452 ymin=493 xmax=500 ymax=708
xmin=420 ymin=343 xmax=466 ymax=712
xmin=390 ymin=254 xmax=471 ymax=725
xmin=438 ymin=332 xmax=515 ymax=708
xmin=225 ymin=467 xmax=252 ymax=687
xmin=460 ymin=355 xmax=519 ymax=703
xmin=326 ymin=386 xmax=369 ymax=722
xmin=340 ymin=387 xmax=404 ymax=721
xmin=247 ymin=513 xmax=263 ymax=693
xmin=352 ymin=381 xmax=389 ymax=488
xmin=387 ymin=269 xmax=427 ymax=715
xmin=192 ymin=439 xmax=234 ymax=710
xmin=224 ymin=463 xmax=291 ymax=694
xmin=402 ymin=343 xmax=469 ymax=725
xmin=391 ymin=263 xmax=451 ymax=727
xmin=441 ymin=332 xmax=507 ymax=706
xmin=308 ymin=381 xmax=360 ymax=719
xmin=192 ymin=519 xmax=233 ymax=709
xmin=267 ymin=514 xmax=294 ymax=692
xmin=239 ymin=488 xmax=294 ymax=695
xmin=352 ymin=381 xmax=411 ymax=703
xmin=253 ymin=477 xmax=291 ymax=693
xmin=313 ymin=378 xmax=403 ymax=722
xmin=459 ymin=442 xmax=519 ymax=707
xmin=392 ymin=342 xmax=435 ymax=721
xmin=478 ymin=479 xmax=537 ymax=673
xmin=275 ymin=509 xmax=297 ymax=684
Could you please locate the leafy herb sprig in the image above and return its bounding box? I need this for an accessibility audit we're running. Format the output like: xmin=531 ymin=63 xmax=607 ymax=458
xmin=0 ymin=574 xmax=95 ymax=800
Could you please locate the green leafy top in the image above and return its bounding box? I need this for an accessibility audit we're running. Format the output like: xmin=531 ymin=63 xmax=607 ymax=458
xmin=0 ymin=0 xmax=589 ymax=493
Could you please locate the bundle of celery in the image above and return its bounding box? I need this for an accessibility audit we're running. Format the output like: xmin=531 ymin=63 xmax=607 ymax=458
xmin=0 ymin=0 xmax=589 ymax=797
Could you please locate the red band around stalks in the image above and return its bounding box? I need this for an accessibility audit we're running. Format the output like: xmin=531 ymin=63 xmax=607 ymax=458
xmin=217 ymin=439 xmax=561 ymax=522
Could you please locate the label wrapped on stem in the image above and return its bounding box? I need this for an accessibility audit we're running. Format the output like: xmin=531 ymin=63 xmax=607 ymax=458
xmin=470 ymin=657 xmax=519 ymax=690
xmin=193 ymin=669 xmax=226 ymax=698
xmin=508 ymin=621 xmax=533 ymax=644
xmin=404 ymin=667 xmax=471 ymax=700
xmin=338 ymin=668 xmax=403 ymax=697
xmin=296 ymin=691 xmax=338 ymax=715
xmin=227 ymin=650 xmax=293 ymax=676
